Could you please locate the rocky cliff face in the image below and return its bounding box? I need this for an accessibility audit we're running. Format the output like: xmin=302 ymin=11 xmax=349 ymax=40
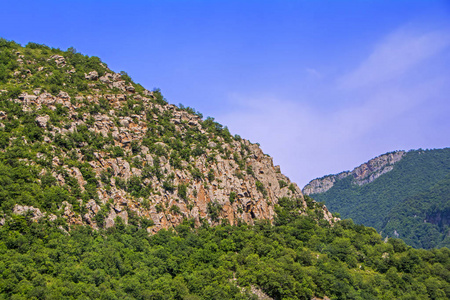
xmin=0 ymin=43 xmax=336 ymax=232
xmin=303 ymin=151 xmax=406 ymax=195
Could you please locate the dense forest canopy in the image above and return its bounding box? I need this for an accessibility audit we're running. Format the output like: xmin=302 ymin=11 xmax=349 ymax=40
xmin=1 ymin=198 xmax=449 ymax=299
xmin=310 ymin=149 xmax=450 ymax=249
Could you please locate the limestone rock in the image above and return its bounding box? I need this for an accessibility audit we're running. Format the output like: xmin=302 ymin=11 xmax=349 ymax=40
xmin=4 ymin=50 xmax=338 ymax=233
xmin=35 ymin=115 xmax=50 ymax=128
xmin=303 ymin=151 xmax=406 ymax=195
xmin=61 ymin=201 xmax=83 ymax=225
xmin=85 ymin=71 xmax=99 ymax=80
xmin=112 ymin=81 xmax=126 ymax=90
xmin=13 ymin=205 xmax=43 ymax=221
xmin=99 ymin=73 xmax=114 ymax=84
xmin=125 ymin=85 xmax=135 ymax=93
xmin=58 ymin=91 xmax=70 ymax=100
xmin=50 ymin=54 xmax=66 ymax=67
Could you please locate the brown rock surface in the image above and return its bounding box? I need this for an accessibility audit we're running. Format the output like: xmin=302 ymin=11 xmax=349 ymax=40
xmin=5 ymin=56 xmax=336 ymax=233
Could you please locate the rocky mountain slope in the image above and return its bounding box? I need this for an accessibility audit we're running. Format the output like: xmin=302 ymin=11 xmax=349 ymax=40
xmin=303 ymin=148 xmax=450 ymax=249
xmin=0 ymin=39 xmax=336 ymax=233
xmin=303 ymin=151 xmax=405 ymax=195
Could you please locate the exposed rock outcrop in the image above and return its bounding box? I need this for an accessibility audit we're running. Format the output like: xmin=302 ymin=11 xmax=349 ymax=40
xmin=13 ymin=205 xmax=44 ymax=221
xmin=35 ymin=115 xmax=50 ymax=128
xmin=49 ymin=54 xmax=66 ymax=67
xmin=4 ymin=50 xmax=337 ymax=233
xmin=303 ymin=151 xmax=406 ymax=195
xmin=85 ymin=70 xmax=98 ymax=80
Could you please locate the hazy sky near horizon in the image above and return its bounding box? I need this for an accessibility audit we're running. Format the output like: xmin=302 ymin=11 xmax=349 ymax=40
xmin=1 ymin=1 xmax=450 ymax=186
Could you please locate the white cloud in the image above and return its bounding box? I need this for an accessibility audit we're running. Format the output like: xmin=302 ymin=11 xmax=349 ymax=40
xmin=305 ymin=68 xmax=322 ymax=79
xmin=217 ymin=25 xmax=450 ymax=188
xmin=338 ymin=27 xmax=450 ymax=90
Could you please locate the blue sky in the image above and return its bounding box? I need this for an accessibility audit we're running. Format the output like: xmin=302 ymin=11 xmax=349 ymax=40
xmin=1 ymin=1 xmax=450 ymax=186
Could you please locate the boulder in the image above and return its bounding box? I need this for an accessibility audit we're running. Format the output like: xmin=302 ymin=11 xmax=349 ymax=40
xmin=50 ymin=55 xmax=66 ymax=67
xmin=85 ymin=71 xmax=99 ymax=80
xmin=13 ymin=205 xmax=44 ymax=221
xmin=35 ymin=115 xmax=50 ymax=128
xmin=112 ymin=81 xmax=126 ymax=90
xmin=125 ymin=85 xmax=135 ymax=93
xmin=58 ymin=91 xmax=70 ymax=100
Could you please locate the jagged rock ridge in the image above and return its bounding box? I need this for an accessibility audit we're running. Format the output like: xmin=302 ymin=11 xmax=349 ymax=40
xmin=303 ymin=151 xmax=406 ymax=195
xmin=0 ymin=41 xmax=336 ymax=232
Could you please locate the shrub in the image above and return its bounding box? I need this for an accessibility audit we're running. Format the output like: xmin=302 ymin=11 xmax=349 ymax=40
xmin=207 ymin=201 xmax=222 ymax=222
xmin=288 ymin=183 xmax=296 ymax=193
xmin=169 ymin=205 xmax=181 ymax=215
xmin=155 ymin=203 xmax=164 ymax=213
xmin=229 ymin=191 xmax=236 ymax=204
xmin=207 ymin=170 xmax=215 ymax=182
xmin=191 ymin=168 xmax=203 ymax=181
xmin=163 ymin=180 xmax=175 ymax=193
xmin=178 ymin=183 xmax=188 ymax=200
xmin=111 ymin=146 xmax=125 ymax=158
xmin=256 ymin=181 xmax=267 ymax=196
xmin=246 ymin=166 xmax=254 ymax=177
xmin=141 ymin=217 xmax=154 ymax=228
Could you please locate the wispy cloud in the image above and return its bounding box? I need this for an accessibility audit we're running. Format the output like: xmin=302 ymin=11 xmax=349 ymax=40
xmin=338 ymin=26 xmax=450 ymax=90
xmin=218 ymin=25 xmax=450 ymax=187
xmin=305 ymin=68 xmax=322 ymax=79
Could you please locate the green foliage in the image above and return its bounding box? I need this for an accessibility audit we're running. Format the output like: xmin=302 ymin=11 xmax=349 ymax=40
xmin=0 ymin=206 xmax=449 ymax=299
xmin=152 ymin=88 xmax=167 ymax=105
xmin=233 ymin=153 xmax=245 ymax=170
xmin=207 ymin=169 xmax=215 ymax=182
xmin=111 ymin=146 xmax=125 ymax=158
xmin=311 ymin=149 xmax=450 ymax=249
xmin=177 ymin=183 xmax=188 ymax=201
xmin=127 ymin=176 xmax=152 ymax=198
xmin=94 ymin=205 xmax=108 ymax=227
xmin=1 ymin=39 xmax=449 ymax=299
xmin=190 ymin=167 xmax=203 ymax=181
xmin=207 ymin=201 xmax=222 ymax=222
xmin=162 ymin=173 xmax=175 ymax=193
xmin=255 ymin=181 xmax=267 ymax=197
xmin=288 ymin=183 xmax=296 ymax=193
xmin=169 ymin=205 xmax=182 ymax=215
xmin=229 ymin=191 xmax=237 ymax=204
xmin=382 ymin=175 xmax=450 ymax=249
xmin=202 ymin=117 xmax=232 ymax=142
xmin=155 ymin=203 xmax=164 ymax=213
xmin=246 ymin=166 xmax=254 ymax=177
xmin=100 ymin=168 xmax=113 ymax=184
xmin=278 ymin=180 xmax=288 ymax=189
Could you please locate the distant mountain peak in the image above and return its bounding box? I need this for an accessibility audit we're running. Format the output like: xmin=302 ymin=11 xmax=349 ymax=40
xmin=302 ymin=148 xmax=450 ymax=249
xmin=303 ymin=150 xmax=406 ymax=195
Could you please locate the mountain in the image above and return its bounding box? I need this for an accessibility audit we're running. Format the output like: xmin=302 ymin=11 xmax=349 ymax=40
xmin=0 ymin=39 xmax=336 ymax=232
xmin=1 ymin=39 xmax=449 ymax=299
xmin=303 ymin=149 xmax=450 ymax=249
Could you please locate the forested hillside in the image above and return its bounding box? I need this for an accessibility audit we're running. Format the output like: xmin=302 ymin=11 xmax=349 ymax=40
xmin=305 ymin=149 xmax=450 ymax=249
xmin=0 ymin=38 xmax=335 ymax=232
xmin=0 ymin=39 xmax=449 ymax=299
xmin=383 ymin=175 xmax=450 ymax=249
xmin=2 ymin=197 xmax=449 ymax=299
